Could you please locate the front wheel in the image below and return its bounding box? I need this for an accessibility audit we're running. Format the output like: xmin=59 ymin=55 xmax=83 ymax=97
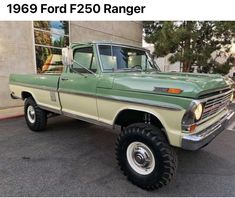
xmin=24 ymin=97 xmax=47 ymax=132
xmin=115 ymin=123 xmax=177 ymax=190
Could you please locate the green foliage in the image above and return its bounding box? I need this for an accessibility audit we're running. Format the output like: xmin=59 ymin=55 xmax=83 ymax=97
xmin=144 ymin=21 xmax=235 ymax=73
xmin=213 ymin=63 xmax=231 ymax=75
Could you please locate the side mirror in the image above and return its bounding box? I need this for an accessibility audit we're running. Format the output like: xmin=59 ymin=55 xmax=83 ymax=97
xmin=62 ymin=47 xmax=73 ymax=66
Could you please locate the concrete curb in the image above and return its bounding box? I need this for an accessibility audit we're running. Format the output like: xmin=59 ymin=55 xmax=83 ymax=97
xmin=0 ymin=113 xmax=24 ymax=121
xmin=0 ymin=106 xmax=24 ymax=121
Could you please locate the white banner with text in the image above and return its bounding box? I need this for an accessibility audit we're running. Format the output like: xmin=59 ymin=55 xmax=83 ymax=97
xmin=0 ymin=0 xmax=235 ymax=20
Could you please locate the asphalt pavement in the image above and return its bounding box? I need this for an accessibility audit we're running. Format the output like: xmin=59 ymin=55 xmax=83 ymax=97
xmin=0 ymin=108 xmax=235 ymax=196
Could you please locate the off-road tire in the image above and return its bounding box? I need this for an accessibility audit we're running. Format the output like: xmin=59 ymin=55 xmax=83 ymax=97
xmin=24 ymin=97 xmax=47 ymax=131
xmin=115 ymin=123 xmax=177 ymax=190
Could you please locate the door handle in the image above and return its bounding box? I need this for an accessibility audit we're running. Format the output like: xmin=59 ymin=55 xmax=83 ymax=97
xmin=61 ymin=77 xmax=69 ymax=81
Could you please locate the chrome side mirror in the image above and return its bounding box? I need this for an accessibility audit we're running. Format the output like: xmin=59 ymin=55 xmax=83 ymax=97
xmin=62 ymin=47 xmax=73 ymax=66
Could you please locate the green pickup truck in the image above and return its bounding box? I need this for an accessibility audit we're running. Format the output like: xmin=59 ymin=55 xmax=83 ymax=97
xmin=9 ymin=41 xmax=234 ymax=190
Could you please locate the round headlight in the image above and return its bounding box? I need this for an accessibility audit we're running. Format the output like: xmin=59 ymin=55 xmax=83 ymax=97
xmin=194 ymin=103 xmax=203 ymax=120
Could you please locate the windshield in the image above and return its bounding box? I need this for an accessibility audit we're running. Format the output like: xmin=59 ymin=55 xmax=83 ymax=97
xmin=98 ymin=45 xmax=160 ymax=72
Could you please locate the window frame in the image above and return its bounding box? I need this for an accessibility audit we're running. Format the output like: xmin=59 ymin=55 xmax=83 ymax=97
xmin=71 ymin=45 xmax=100 ymax=75
xmin=96 ymin=43 xmax=160 ymax=73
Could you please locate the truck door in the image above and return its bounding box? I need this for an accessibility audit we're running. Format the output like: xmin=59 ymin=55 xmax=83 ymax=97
xmin=59 ymin=45 xmax=99 ymax=121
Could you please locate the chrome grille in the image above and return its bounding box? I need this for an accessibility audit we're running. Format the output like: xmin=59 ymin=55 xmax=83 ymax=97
xmin=201 ymin=91 xmax=232 ymax=120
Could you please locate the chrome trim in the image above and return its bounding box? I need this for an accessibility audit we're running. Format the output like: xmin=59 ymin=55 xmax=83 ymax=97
xmin=126 ymin=141 xmax=155 ymax=175
xmin=94 ymin=42 xmax=148 ymax=52
xmin=198 ymin=90 xmax=232 ymax=124
xmin=38 ymin=105 xmax=61 ymax=114
xmin=182 ymin=110 xmax=234 ymax=150
xmin=95 ymin=43 xmax=104 ymax=73
xmin=182 ymin=90 xmax=233 ymax=130
xmin=11 ymin=80 xmax=182 ymax=111
xmin=96 ymin=43 xmax=160 ymax=73
xmin=58 ymin=89 xmax=182 ymax=111
xmin=198 ymin=87 xmax=230 ymax=99
xmin=198 ymin=89 xmax=232 ymax=103
xmin=108 ymin=95 xmax=182 ymax=111
xmin=62 ymin=111 xmax=112 ymax=128
xmin=58 ymin=89 xmax=96 ymax=98
xmin=192 ymin=107 xmax=227 ymax=126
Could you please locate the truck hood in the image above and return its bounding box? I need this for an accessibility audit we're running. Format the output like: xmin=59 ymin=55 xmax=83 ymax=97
xmin=112 ymin=72 xmax=230 ymax=98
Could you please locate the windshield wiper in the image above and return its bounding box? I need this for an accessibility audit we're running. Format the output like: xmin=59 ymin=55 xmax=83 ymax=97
xmin=115 ymin=68 xmax=142 ymax=72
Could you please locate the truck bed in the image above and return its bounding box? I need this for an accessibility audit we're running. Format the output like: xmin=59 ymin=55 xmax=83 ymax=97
xmin=9 ymin=74 xmax=62 ymax=113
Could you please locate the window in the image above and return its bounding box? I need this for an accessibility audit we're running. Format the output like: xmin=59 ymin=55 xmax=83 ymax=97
xmin=98 ymin=45 xmax=159 ymax=72
xmin=72 ymin=47 xmax=98 ymax=73
xmin=33 ymin=21 xmax=70 ymax=74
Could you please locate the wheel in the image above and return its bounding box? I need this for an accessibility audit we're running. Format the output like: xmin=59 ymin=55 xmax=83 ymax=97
xmin=24 ymin=97 xmax=47 ymax=131
xmin=115 ymin=123 xmax=177 ymax=190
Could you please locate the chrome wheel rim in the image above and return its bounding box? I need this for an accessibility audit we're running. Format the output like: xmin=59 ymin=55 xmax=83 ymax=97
xmin=27 ymin=105 xmax=36 ymax=123
xmin=126 ymin=141 xmax=155 ymax=175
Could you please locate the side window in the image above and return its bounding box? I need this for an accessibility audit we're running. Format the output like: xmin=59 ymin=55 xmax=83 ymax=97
xmin=72 ymin=47 xmax=98 ymax=73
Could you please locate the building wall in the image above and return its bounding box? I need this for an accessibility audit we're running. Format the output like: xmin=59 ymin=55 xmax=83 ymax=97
xmin=70 ymin=21 xmax=142 ymax=46
xmin=0 ymin=22 xmax=35 ymax=108
xmin=0 ymin=21 xmax=143 ymax=108
xmin=155 ymin=55 xmax=181 ymax=72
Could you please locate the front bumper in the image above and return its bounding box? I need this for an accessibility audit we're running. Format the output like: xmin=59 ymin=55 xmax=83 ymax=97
xmin=182 ymin=110 xmax=234 ymax=150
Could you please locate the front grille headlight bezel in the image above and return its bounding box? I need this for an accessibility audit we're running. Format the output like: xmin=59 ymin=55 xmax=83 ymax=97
xmin=181 ymin=100 xmax=204 ymax=132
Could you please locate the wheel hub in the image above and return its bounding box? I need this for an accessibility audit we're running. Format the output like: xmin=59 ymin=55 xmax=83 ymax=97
xmin=27 ymin=105 xmax=36 ymax=123
xmin=134 ymin=147 xmax=150 ymax=166
xmin=135 ymin=153 xmax=145 ymax=164
xmin=126 ymin=141 xmax=155 ymax=175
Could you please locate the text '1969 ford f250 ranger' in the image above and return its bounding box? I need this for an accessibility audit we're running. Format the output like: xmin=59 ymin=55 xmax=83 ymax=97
xmin=9 ymin=41 xmax=234 ymax=190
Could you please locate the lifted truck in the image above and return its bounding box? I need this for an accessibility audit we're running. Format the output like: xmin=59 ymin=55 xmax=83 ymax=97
xmin=9 ymin=41 xmax=234 ymax=190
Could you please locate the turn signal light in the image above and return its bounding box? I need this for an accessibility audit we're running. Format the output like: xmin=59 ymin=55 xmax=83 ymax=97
xmin=189 ymin=124 xmax=197 ymax=133
xmin=167 ymin=88 xmax=183 ymax=94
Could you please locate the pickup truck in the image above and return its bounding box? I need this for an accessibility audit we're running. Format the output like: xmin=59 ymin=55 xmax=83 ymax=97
xmin=9 ymin=41 xmax=234 ymax=190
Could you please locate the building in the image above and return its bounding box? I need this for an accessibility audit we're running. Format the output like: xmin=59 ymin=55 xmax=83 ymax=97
xmin=142 ymin=41 xmax=181 ymax=72
xmin=0 ymin=21 xmax=143 ymax=108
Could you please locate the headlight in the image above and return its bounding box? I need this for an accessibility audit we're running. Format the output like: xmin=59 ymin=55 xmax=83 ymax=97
xmin=182 ymin=101 xmax=204 ymax=132
xmin=194 ymin=103 xmax=203 ymax=120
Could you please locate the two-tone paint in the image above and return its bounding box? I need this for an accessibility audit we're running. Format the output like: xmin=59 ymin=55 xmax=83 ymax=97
xmin=9 ymin=42 xmax=233 ymax=148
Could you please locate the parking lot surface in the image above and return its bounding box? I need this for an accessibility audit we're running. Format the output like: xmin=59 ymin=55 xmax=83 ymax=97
xmin=0 ymin=108 xmax=235 ymax=196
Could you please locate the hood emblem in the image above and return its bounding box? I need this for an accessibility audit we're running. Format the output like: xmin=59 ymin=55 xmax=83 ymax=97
xmin=153 ymin=87 xmax=183 ymax=94
xmin=153 ymin=87 xmax=169 ymax=92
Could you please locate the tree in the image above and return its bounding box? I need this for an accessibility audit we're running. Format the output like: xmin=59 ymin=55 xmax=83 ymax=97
xmin=144 ymin=21 xmax=235 ymax=72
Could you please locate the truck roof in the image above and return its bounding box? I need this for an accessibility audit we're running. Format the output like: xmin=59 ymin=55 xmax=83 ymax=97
xmin=70 ymin=41 xmax=149 ymax=52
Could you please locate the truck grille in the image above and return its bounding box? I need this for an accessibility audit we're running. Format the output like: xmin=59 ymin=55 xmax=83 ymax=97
xmin=201 ymin=91 xmax=232 ymax=120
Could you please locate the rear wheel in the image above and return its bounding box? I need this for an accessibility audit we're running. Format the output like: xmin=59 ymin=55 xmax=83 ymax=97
xmin=115 ymin=123 xmax=177 ymax=190
xmin=24 ymin=97 xmax=47 ymax=131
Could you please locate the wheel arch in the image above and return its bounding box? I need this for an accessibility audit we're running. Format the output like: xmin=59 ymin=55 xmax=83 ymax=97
xmin=21 ymin=91 xmax=36 ymax=102
xmin=113 ymin=107 xmax=169 ymax=143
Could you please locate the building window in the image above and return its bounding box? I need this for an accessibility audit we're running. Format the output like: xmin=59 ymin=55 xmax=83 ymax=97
xmin=33 ymin=21 xmax=70 ymax=73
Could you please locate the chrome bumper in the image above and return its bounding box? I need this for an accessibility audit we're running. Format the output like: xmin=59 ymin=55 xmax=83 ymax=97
xmin=182 ymin=110 xmax=234 ymax=151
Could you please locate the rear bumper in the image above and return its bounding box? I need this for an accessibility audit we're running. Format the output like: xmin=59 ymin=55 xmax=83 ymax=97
xmin=181 ymin=110 xmax=234 ymax=150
